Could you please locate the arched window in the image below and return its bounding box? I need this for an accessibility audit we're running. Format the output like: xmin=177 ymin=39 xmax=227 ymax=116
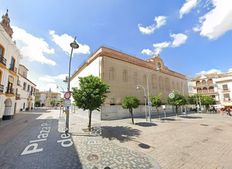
xmin=0 ymin=44 xmax=6 ymax=66
xmin=152 ymin=74 xmax=157 ymax=89
xmin=143 ymin=75 xmax=147 ymax=84
xmin=165 ymin=77 xmax=170 ymax=91
xmin=133 ymin=72 xmax=138 ymax=83
xmin=122 ymin=70 xmax=128 ymax=82
xmin=109 ymin=67 xmax=115 ymax=80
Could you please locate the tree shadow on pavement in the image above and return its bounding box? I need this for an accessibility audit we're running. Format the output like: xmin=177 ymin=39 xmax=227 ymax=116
xmin=179 ymin=115 xmax=202 ymax=119
xmin=101 ymin=126 xmax=141 ymax=142
xmin=161 ymin=118 xmax=177 ymax=121
xmin=135 ymin=122 xmax=157 ymax=127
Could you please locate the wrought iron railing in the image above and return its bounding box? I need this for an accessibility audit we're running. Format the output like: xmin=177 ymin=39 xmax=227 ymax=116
xmin=0 ymin=55 xmax=7 ymax=66
xmin=0 ymin=84 xmax=4 ymax=92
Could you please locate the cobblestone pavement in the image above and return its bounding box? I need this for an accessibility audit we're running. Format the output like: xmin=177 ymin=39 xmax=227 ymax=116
xmin=66 ymin=111 xmax=160 ymax=169
xmin=99 ymin=113 xmax=232 ymax=169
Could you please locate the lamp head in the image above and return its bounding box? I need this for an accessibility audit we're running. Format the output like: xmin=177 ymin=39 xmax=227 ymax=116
xmin=70 ymin=40 xmax=79 ymax=49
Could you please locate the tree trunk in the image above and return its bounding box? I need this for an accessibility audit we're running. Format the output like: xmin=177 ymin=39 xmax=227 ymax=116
xmin=176 ymin=106 xmax=178 ymax=116
xmin=88 ymin=110 xmax=92 ymax=131
xmin=130 ymin=108 xmax=134 ymax=124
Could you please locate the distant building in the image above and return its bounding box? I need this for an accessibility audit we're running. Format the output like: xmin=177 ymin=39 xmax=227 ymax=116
xmin=190 ymin=72 xmax=232 ymax=106
xmin=35 ymin=89 xmax=61 ymax=107
xmin=70 ymin=47 xmax=188 ymax=119
xmin=0 ymin=10 xmax=22 ymax=120
xmin=16 ymin=64 xmax=36 ymax=112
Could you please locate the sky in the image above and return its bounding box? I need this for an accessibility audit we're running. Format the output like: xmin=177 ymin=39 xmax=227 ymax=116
xmin=0 ymin=0 xmax=232 ymax=92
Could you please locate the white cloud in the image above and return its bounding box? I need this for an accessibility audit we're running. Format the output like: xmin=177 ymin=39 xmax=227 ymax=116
xmin=196 ymin=69 xmax=222 ymax=75
xmin=37 ymin=83 xmax=60 ymax=93
xmin=39 ymin=74 xmax=68 ymax=83
xmin=153 ymin=42 xmax=170 ymax=55
xmin=170 ymin=33 xmax=188 ymax=47
xmin=141 ymin=32 xmax=188 ymax=56
xmin=138 ymin=16 xmax=167 ymax=35
xmin=197 ymin=0 xmax=232 ymax=39
xmin=155 ymin=16 xmax=167 ymax=29
xmin=12 ymin=26 xmax=56 ymax=66
xmin=141 ymin=49 xmax=154 ymax=56
xmin=49 ymin=30 xmax=90 ymax=55
xmin=228 ymin=68 xmax=232 ymax=72
xmin=179 ymin=0 xmax=198 ymax=18
xmin=138 ymin=24 xmax=155 ymax=35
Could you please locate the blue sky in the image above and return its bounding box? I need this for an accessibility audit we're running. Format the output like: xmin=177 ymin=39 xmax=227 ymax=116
xmin=1 ymin=0 xmax=232 ymax=91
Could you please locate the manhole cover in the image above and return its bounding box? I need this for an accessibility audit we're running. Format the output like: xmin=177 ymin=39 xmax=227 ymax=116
xmin=87 ymin=154 xmax=99 ymax=161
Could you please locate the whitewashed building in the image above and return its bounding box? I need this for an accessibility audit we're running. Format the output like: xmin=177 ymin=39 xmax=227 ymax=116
xmin=190 ymin=72 xmax=232 ymax=107
xmin=16 ymin=64 xmax=36 ymax=112
xmin=0 ymin=10 xmax=22 ymax=120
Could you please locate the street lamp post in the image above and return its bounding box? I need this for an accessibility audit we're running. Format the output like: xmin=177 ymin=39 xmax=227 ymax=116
xmin=136 ymin=85 xmax=148 ymax=121
xmin=65 ymin=37 xmax=79 ymax=134
xmin=146 ymin=76 xmax=152 ymax=122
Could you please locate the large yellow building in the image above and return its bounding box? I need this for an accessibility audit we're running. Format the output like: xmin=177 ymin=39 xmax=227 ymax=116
xmin=70 ymin=47 xmax=188 ymax=119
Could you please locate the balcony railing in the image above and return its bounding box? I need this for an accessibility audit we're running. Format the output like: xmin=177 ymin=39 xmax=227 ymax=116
xmin=0 ymin=56 xmax=7 ymax=66
xmin=9 ymin=66 xmax=17 ymax=73
xmin=16 ymin=94 xmax=20 ymax=100
xmin=0 ymin=84 xmax=4 ymax=93
xmin=6 ymin=88 xmax=14 ymax=94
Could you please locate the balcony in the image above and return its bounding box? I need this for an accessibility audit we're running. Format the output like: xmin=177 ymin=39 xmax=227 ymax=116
xmin=6 ymin=87 xmax=14 ymax=94
xmin=0 ymin=56 xmax=7 ymax=66
xmin=16 ymin=94 xmax=21 ymax=100
xmin=0 ymin=84 xmax=4 ymax=93
xmin=9 ymin=66 xmax=17 ymax=72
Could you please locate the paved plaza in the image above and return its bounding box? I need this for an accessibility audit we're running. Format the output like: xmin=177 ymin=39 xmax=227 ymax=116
xmin=1 ymin=109 xmax=232 ymax=169
xmin=98 ymin=113 xmax=232 ymax=169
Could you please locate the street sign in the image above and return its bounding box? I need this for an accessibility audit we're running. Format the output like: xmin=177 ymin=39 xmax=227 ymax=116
xmin=169 ymin=92 xmax=175 ymax=99
xmin=64 ymin=92 xmax=71 ymax=99
xmin=64 ymin=99 xmax=71 ymax=108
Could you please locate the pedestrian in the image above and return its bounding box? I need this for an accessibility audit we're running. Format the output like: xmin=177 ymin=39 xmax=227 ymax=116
xmin=227 ymin=108 xmax=232 ymax=116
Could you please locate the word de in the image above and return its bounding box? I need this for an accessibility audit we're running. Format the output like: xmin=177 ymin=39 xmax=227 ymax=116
xmin=57 ymin=133 xmax=73 ymax=147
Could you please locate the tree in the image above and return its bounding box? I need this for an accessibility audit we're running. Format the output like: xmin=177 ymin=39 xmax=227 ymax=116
xmin=72 ymin=75 xmax=109 ymax=131
xmin=168 ymin=91 xmax=187 ymax=116
xmin=201 ymin=95 xmax=216 ymax=112
xmin=122 ymin=96 xmax=139 ymax=124
xmin=50 ymin=100 xmax=57 ymax=107
xmin=150 ymin=94 xmax=162 ymax=114
xmin=35 ymin=100 xmax=40 ymax=107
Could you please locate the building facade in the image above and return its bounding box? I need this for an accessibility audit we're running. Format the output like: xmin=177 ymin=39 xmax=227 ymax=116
xmin=35 ymin=89 xmax=61 ymax=107
xmin=0 ymin=11 xmax=22 ymax=120
xmin=70 ymin=47 xmax=188 ymax=119
xmin=16 ymin=64 xmax=36 ymax=112
xmin=190 ymin=72 xmax=232 ymax=107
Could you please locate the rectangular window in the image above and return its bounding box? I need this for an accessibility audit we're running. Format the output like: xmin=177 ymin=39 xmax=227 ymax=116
xmin=222 ymin=84 xmax=228 ymax=91
xmin=10 ymin=57 xmax=15 ymax=71
xmin=224 ymin=93 xmax=230 ymax=101
xmin=23 ymin=82 xmax=26 ymax=90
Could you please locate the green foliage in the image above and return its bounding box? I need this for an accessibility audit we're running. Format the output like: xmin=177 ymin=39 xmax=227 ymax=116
xmin=168 ymin=91 xmax=187 ymax=115
xmin=50 ymin=100 xmax=57 ymax=107
xmin=72 ymin=75 xmax=110 ymax=112
xmin=122 ymin=96 xmax=139 ymax=110
xmin=122 ymin=96 xmax=139 ymax=124
xmin=35 ymin=100 xmax=40 ymax=107
xmin=72 ymin=75 xmax=110 ymax=130
xmin=187 ymin=94 xmax=202 ymax=105
xmin=201 ymin=95 xmax=216 ymax=110
xmin=150 ymin=95 xmax=162 ymax=108
xmin=168 ymin=91 xmax=187 ymax=106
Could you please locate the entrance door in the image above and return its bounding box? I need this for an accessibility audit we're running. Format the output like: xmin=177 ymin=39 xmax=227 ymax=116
xmin=3 ymin=98 xmax=12 ymax=120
